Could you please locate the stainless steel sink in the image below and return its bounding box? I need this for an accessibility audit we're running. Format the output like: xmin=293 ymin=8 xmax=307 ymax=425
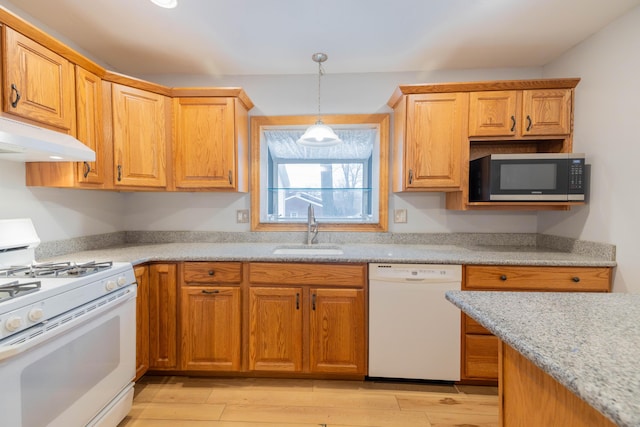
xmin=272 ymin=245 xmax=344 ymax=255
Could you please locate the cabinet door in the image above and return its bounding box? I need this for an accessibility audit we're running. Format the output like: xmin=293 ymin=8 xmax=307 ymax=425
xmin=464 ymin=334 xmax=499 ymax=379
xmin=149 ymin=263 xmax=178 ymax=369
xmin=173 ymin=97 xmax=236 ymax=189
xmin=309 ymin=288 xmax=365 ymax=374
xmin=75 ymin=67 xmax=109 ymax=186
xmin=248 ymin=287 xmax=303 ymax=372
xmin=181 ymin=286 xmax=241 ymax=371
xmin=468 ymin=91 xmax=518 ymax=137
xmin=405 ymin=93 xmax=466 ymax=190
xmin=522 ymin=89 xmax=572 ymax=136
xmin=112 ymin=84 xmax=168 ymax=188
xmin=2 ymin=27 xmax=75 ymax=130
xmin=134 ymin=265 xmax=149 ymax=381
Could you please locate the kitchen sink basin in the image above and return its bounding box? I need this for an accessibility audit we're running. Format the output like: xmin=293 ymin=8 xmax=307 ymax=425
xmin=272 ymin=245 xmax=344 ymax=255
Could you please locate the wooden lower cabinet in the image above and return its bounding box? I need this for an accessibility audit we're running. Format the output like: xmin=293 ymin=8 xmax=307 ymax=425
xmin=180 ymin=286 xmax=241 ymax=371
xmin=248 ymin=263 xmax=367 ymax=376
xmin=501 ymin=342 xmax=615 ymax=426
xmin=309 ymin=288 xmax=365 ymax=374
xmin=248 ymin=287 xmax=303 ymax=372
xmin=461 ymin=265 xmax=612 ymax=382
xmin=134 ymin=265 xmax=150 ymax=381
xmin=148 ymin=263 xmax=178 ymax=370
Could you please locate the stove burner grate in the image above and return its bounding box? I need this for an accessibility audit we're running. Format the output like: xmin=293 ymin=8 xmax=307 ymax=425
xmin=0 ymin=261 xmax=113 ymax=278
xmin=0 ymin=280 xmax=41 ymax=303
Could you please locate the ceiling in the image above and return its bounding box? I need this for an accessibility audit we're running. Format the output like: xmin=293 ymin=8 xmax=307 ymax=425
xmin=3 ymin=0 xmax=640 ymax=77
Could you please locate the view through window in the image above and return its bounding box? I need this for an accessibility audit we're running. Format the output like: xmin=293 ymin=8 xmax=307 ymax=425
xmin=251 ymin=115 xmax=389 ymax=232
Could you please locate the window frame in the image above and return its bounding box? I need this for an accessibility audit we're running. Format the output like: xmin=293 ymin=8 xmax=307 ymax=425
xmin=250 ymin=114 xmax=389 ymax=232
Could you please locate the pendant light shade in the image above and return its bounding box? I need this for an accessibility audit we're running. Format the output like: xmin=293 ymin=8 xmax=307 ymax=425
xmin=297 ymin=53 xmax=342 ymax=147
xmin=150 ymin=0 xmax=177 ymax=8
xmin=297 ymin=121 xmax=342 ymax=147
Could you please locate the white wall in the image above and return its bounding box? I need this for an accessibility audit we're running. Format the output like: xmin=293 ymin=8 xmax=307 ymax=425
xmin=127 ymin=68 xmax=542 ymax=233
xmin=0 ymin=160 xmax=125 ymax=241
xmin=541 ymin=6 xmax=640 ymax=292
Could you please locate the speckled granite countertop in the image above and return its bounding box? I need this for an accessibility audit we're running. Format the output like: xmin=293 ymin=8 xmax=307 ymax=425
xmin=445 ymin=291 xmax=639 ymax=427
xmin=41 ymin=242 xmax=616 ymax=267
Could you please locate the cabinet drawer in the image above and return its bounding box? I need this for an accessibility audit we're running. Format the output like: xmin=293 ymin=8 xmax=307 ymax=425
xmin=464 ymin=314 xmax=491 ymax=335
xmin=465 ymin=265 xmax=611 ymax=292
xmin=464 ymin=334 xmax=499 ymax=379
xmin=249 ymin=263 xmax=366 ymax=287
xmin=183 ymin=262 xmax=242 ymax=284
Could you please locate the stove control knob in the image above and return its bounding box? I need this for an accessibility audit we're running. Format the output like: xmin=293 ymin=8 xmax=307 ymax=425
xmin=28 ymin=308 xmax=44 ymax=322
xmin=106 ymin=280 xmax=117 ymax=291
xmin=117 ymin=276 xmax=127 ymax=287
xmin=5 ymin=316 xmax=22 ymax=332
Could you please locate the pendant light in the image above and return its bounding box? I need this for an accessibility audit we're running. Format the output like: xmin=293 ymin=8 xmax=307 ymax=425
xmin=297 ymin=53 xmax=342 ymax=147
xmin=149 ymin=0 xmax=177 ymax=8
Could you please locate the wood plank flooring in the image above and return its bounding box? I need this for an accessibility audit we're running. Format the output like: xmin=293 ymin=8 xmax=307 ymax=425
xmin=118 ymin=375 xmax=498 ymax=427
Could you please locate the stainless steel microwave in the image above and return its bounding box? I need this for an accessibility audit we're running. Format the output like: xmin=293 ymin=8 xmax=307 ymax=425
xmin=469 ymin=153 xmax=586 ymax=202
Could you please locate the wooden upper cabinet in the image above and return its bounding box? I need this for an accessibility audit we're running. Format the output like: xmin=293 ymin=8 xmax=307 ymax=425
xmin=392 ymin=92 xmax=467 ymax=191
xmin=522 ymin=89 xmax=572 ymax=136
xmin=75 ymin=67 xmax=111 ymax=187
xmin=173 ymin=97 xmax=248 ymax=191
xmin=112 ymin=83 xmax=170 ymax=188
xmin=2 ymin=26 xmax=75 ymax=131
xmin=468 ymin=91 xmax=518 ymax=137
xmin=469 ymin=89 xmax=572 ymax=138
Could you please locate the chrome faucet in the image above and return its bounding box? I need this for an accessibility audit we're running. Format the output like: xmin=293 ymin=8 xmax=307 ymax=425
xmin=307 ymin=203 xmax=319 ymax=245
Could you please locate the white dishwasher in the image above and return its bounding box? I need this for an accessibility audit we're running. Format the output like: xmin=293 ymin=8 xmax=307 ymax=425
xmin=368 ymin=263 xmax=462 ymax=381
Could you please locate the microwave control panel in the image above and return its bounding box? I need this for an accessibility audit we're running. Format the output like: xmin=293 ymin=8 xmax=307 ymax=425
xmin=568 ymin=158 xmax=585 ymax=193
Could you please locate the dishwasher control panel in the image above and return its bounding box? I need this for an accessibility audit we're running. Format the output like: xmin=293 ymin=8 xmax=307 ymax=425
xmin=369 ymin=264 xmax=462 ymax=282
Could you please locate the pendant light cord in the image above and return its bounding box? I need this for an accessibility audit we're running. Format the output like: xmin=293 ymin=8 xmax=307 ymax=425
xmin=317 ymin=60 xmax=323 ymax=123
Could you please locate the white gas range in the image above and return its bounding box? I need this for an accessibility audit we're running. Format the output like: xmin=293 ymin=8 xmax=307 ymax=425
xmin=0 ymin=219 xmax=137 ymax=427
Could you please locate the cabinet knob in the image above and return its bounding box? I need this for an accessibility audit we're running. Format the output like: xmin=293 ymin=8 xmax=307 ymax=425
xmin=572 ymin=276 xmax=580 ymax=283
xmin=208 ymin=270 xmax=215 ymax=276
xmin=500 ymin=275 xmax=507 ymax=281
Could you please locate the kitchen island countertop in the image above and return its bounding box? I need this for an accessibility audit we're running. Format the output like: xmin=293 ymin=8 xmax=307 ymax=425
xmin=445 ymin=290 xmax=640 ymax=427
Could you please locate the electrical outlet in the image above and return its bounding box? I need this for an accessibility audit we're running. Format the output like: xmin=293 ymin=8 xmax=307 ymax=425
xmin=236 ymin=209 xmax=249 ymax=223
xmin=393 ymin=209 xmax=407 ymax=223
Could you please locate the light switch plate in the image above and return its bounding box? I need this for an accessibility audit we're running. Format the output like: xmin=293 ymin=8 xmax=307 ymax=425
xmin=236 ymin=209 xmax=249 ymax=223
xmin=393 ymin=209 xmax=407 ymax=223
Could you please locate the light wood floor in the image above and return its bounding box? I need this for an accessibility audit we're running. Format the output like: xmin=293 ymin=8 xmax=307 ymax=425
xmin=118 ymin=375 xmax=499 ymax=427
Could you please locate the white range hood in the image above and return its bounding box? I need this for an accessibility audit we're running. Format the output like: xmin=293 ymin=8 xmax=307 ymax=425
xmin=0 ymin=116 xmax=95 ymax=162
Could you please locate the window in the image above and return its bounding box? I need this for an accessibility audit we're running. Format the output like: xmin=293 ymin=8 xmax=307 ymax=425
xmin=251 ymin=115 xmax=389 ymax=232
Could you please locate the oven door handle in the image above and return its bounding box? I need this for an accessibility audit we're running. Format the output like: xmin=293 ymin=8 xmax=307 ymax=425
xmin=0 ymin=287 xmax=136 ymax=362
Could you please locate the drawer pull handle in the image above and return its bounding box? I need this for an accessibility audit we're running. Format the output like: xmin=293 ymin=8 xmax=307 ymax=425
xmin=202 ymin=289 xmax=220 ymax=294
xmin=408 ymin=169 xmax=414 ymax=185
xmin=510 ymin=115 xmax=516 ymax=132
xmin=500 ymin=275 xmax=507 ymax=281
xmin=296 ymin=293 xmax=300 ymax=310
xmin=572 ymin=276 xmax=580 ymax=283
xmin=312 ymin=293 xmax=317 ymax=310
xmin=83 ymin=162 xmax=91 ymax=178
xmin=526 ymin=115 xmax=532 ymax=131
xmin=208 ymin=270 xmax=215 ymax=276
